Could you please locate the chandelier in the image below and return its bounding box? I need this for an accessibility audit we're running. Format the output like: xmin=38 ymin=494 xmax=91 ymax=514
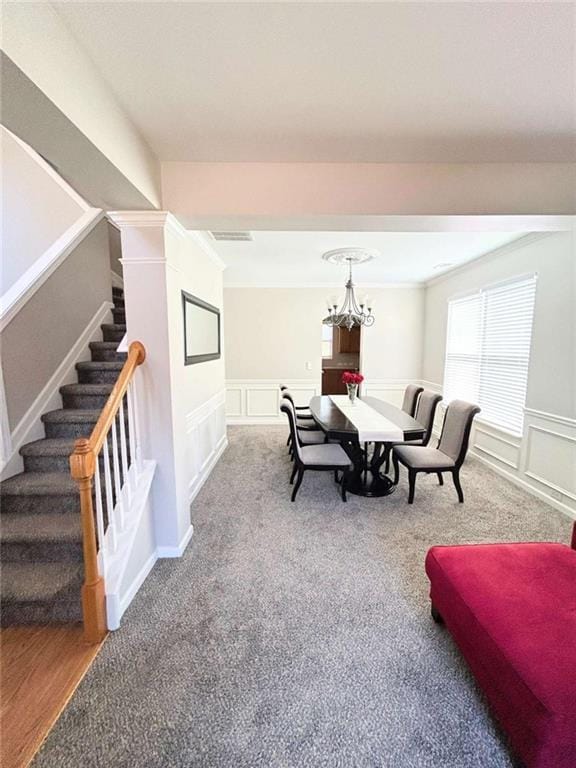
xmin=322 ymin=248 xmax=376 ymax=331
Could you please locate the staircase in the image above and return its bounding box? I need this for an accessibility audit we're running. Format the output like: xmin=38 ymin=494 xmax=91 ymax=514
xmin=0 ymin=287 xmax=127 ymax=626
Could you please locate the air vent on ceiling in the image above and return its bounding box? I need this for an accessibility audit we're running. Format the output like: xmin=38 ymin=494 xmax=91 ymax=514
xmin=210 ymin=231 xmax=252 ymax=242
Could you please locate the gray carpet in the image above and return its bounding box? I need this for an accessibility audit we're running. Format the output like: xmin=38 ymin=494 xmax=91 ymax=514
xmin=33 ymin=426 xmax=572 ymax=768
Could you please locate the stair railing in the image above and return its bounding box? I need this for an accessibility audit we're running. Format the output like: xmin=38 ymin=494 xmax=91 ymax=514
xmin=70 ymin=341 xmax=146 ymax=643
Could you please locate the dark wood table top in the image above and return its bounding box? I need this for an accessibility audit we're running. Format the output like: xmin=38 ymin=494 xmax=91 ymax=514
xmin=309 ymin=395 xmax=425 ymax=442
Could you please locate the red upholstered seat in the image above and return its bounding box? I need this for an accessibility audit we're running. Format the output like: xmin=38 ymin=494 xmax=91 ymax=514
xmin=425 ymin=537 xmax=576 ymax=768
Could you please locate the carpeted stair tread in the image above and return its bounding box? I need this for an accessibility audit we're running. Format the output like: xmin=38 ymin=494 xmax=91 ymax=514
xmin=20 ymin=438 xmax=76 ymax=458
xmin=42 ymin=408 xmax=101 ymax=424
xmin=1 ymin=512 xmax=82 ymax=544
xmin=60 ymin=383 xmax=114 ymax=396
xmin=1 ymin=562 xmax=83 ymax=603
xmin=0 ymin=472 xmax=78 ymax=497
xmin=76 ymin=361 xmax=124 ymax=372
xmin=101 ymin=323 xmax=126 ymax=333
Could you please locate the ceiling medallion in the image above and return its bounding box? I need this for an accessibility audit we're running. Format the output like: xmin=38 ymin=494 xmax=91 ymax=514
xmin=322 ymin=248 xmax=377 ymax=331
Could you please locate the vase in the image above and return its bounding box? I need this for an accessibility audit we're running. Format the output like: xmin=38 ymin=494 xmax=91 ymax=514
xmin=346 ymin=383 xmax=358 ymax=404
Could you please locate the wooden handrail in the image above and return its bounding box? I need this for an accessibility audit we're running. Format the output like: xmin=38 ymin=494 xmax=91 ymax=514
xmin=70 ymin=340 xmax=146 ymax=643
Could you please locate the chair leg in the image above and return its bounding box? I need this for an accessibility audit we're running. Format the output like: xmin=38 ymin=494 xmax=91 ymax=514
xmin=287 ymin=434 xmax=291 ymax=447
xmin=334 ymin=469 xmax=339 ymax=483
xmin=452 ymin=470 xmax=464 ymax=503
xmin=291 ymin=468 xmax=304 ymax=502
xmin=341 ymin=470 xmax=348 ymax=502
xmin=290 ymin=464 xmax=298 ymax=485
xmin=408 ymin=470 xmax=416 ymax=504
xmin=392 ymin=453 xmax=400 ymax=485
xmin=437 ymin=472 xmax=444 ymax=486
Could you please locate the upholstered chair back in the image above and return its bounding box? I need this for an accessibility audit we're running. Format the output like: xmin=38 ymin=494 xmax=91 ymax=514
xmin=438 ymin=400 xmax=481 ymax=464
xmin=401 ymin=384 xmax=424 ymax=416
xmin=280 ymin=400 xmax=303 ymax=461
xmin=414 ymin=391 xmax=443 ymax=445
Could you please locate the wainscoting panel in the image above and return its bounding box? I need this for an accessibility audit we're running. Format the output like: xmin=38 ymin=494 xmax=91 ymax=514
xmin=226 ymin=379 xmax=321 ymax=424
xmin=430 ymin=391 xmax=576 ymax=519
xmin=523 ymin=411 xmax=576 ymax=506
xmin=186 ymin=390 xmax=228 ymax=502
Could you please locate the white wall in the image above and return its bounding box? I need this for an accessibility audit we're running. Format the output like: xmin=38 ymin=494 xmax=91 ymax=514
xmin=1 ymin=127 xmax=86 ymax=293
xmin=3 ymin=3 xmax=160 ymax=208
xmin=224 ymin=286 xmax=424 ymax=421
xmin=113 ymin=212 xmax=226 ymax=556
xmin=423 ymin=231 xmax=576 ymax=519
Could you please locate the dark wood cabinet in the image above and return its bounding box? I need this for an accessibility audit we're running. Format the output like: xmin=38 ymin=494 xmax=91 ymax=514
xmin=337 ymin=325 xmax=360 ymax=354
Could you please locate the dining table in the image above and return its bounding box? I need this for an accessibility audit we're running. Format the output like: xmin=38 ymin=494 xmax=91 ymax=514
xmin=308 ymin=395 xmax=425 ymax=497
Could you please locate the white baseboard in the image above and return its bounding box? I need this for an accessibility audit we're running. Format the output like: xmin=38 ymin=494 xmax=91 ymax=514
xmin=189 ymin=435 xmax=228 ymax=502
xmin=469 ymin=448 xmax=576 ymax=521
xmin=1 ymin=300 xmax=113 ymax=480
xmin=157 ymin=524 xmax=194 ymax=558
xmin=106 ymin=550 xmax=157 ymax=631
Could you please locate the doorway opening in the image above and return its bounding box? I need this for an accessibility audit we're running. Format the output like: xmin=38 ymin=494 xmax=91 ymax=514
xmin=321 ymin=323 xmax=361 ymax=395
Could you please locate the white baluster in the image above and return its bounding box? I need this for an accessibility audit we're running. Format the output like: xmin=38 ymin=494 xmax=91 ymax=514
xmin=111 ymin=416 xmax=124 ymax=530
xmin=119 ymin=396 xmax=131 ymax=504
xmin=132 ymin=374 xmax=143 ymax=473
xmin=102 ymin=432 xmax=117 ymax=552
xmin=127 ymin=382 xmax=137 ymax=484
xmin=93 ymin=447 xmax=106 ymax=574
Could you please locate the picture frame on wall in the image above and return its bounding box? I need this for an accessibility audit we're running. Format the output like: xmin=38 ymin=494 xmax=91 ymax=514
xmin=182 ymin=290 xmax=221 ymax=365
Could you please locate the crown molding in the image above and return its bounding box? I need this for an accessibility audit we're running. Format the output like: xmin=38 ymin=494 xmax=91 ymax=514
xmin=223 ymin=281 xmax=423 ymax=289
xmin=424 ymin=232 xmax=558 ymax=287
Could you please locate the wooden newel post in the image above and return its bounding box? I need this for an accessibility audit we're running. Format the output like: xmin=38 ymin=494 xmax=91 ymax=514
xmin=70 ymin=438 xmax=107 ymax=644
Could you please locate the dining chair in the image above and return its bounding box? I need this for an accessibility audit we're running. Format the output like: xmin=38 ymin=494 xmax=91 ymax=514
xmin=282 ymin=397 xmax=326 ymax=459
xmin=382 ymin=390 xmax=443 ymax=473
xmin=401 ymin=384 xmax=424 ymax=416
xmin=281 ymin=403 xmax=352 ymax=502
xmin=392 ymin=400 xmax=480 ymax=504
xmin=282 ymin=389 xmax=315 ymax=419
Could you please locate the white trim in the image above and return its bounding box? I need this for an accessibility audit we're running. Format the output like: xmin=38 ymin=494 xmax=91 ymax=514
xmin=2 ymin=126 xmax=90 ymax=211
xmin=468 ymin=451 xmax=576 ymax=521
xmin=104 ymin=459 xmax=157 ymax=629
xmin=189 ymin=435 xmax=228 ymax=503
xmin=1 ymin=209 xmax=104 ymax=330
xmin=188 ymin=231 xmax=227 ymax=271
xmin=157 ymin=524 xmax=194 ymax=558
xmin=106 ymin=550 xmax=157 ymax=632
xmin=524 ymin=408 xmax=576 ymax=428
xmin=425 ymin=233 xmax=553 ymax=287
xmin=224 ymin=282 xmax=422 ymax=289
xmin=1 ymin=301 xmax=113 ymax=479
xmin=0 ymin=364 xmax=12 ymax=466
xmin=226 ymin=378 xmax=321 ymax=424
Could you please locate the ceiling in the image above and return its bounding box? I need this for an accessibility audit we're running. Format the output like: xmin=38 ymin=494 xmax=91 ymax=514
xmin=53 ymin=1 xmax=575 ymax=163
xmin=205 ymin=230 xmax=527 ymax=286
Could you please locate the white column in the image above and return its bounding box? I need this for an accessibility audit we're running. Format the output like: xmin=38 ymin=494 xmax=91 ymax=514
xmin=108 ymin=212 xmax=190 ymax=555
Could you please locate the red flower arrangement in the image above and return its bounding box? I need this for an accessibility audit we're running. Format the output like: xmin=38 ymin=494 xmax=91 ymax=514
xmin=341 ymin=371 xmax=364 ymax=385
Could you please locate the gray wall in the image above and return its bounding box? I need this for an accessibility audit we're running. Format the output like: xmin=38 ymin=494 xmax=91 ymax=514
xmin=2 ymin=219 xmax=112 ymax=430
xmin=422 ymin=231 xmax=575 ymax=419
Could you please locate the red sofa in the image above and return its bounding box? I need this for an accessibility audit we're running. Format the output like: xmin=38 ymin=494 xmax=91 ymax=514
xmin=425 ymin=523 xmax=576 ymax=768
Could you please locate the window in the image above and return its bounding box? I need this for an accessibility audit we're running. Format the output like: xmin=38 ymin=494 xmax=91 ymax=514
xmin=444 ymin=275 xmax=537 ymax=436
xmin=322 ymin=324 xmax=333 ymax=358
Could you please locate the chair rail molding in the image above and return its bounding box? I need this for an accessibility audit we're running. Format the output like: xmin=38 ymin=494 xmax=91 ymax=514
xmin=226 ymin=379 xmax=322 ymax=424
xmin=1 ymin=300 xmax=114 ymax=480
xmin=1 ymin=209 xmax=104 ymax=331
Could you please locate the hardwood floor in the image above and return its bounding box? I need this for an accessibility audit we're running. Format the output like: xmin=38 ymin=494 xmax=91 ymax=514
xmin=1 ymin=625 xmax=106 ymax=768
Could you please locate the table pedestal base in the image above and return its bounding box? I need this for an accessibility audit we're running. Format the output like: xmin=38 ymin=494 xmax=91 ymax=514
xmin=346 ymin=470 xmax=396 ymax=497
xmin=344 ymin=441 xmax=396 ymax=497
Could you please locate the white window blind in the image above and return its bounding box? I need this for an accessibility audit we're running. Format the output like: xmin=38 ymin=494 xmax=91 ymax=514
xmin=444 ymin=275 xmax=537 ymax=436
